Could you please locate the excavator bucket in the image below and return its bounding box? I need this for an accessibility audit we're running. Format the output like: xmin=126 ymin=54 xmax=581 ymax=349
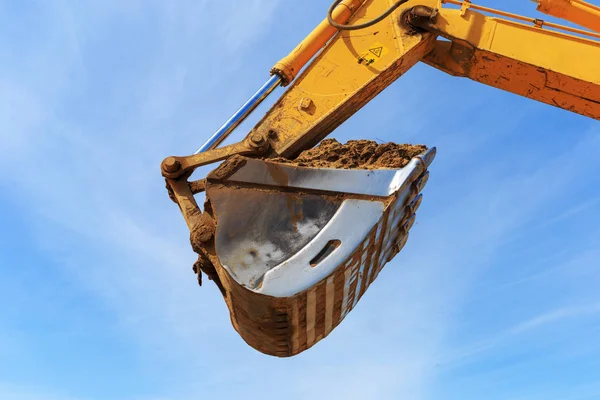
xmin=194 ymin=142 xmax=436 ymax=357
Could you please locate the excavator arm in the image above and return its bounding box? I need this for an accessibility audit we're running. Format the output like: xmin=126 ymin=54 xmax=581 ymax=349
xmin=161 ymin=0 xmax=600 ymax=357
xmin=248 ymin=0 xmax=600 ymax=159
xmin=535 ymin=0 xmax=600 ymax=32
xmin=162 ymin=0 xmax=600 ymax=179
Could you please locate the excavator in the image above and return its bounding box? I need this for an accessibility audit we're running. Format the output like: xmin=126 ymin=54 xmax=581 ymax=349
xmin=161 ymin=0 xmax=600 ymax=357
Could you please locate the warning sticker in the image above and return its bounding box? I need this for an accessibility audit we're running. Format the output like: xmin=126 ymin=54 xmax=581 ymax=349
xmin=357 ymin=42 xmax=388 ymax=66
xmin=369 ymin=46 xmax=383 ymax=58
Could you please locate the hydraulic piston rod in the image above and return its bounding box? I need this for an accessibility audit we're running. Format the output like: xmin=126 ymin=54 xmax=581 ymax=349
xmin=195 ymin=74 xmax=281 ymax=154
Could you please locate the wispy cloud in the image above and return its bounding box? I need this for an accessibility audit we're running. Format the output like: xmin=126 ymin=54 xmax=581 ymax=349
xmin=0 ymin=383 xmax=77 ymax=400
xmin=510 ymin=304 xmax=600 ymax=335
xmin=441 ymin=302 xmax=600 ymax=364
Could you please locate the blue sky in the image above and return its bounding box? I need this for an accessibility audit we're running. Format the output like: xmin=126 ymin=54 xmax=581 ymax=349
xmin=1 ymin=1 xmax=599 ymax=399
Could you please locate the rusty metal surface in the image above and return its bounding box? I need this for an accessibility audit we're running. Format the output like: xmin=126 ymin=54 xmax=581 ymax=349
xmin=163 ymin=144 xmax=435 ymax=357
xmin=196 ymin=148 xmax=435 ymax=357
xmin=161 ymin=134 xmax=269 ymax=180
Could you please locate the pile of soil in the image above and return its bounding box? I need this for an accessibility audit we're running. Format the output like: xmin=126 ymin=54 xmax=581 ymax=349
xmin=272 ymin=139 xmax=427 ymax=170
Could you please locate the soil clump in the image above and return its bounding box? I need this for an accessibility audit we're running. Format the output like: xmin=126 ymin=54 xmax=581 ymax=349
xmin=272 ymin=139 xmax=427 ymax=169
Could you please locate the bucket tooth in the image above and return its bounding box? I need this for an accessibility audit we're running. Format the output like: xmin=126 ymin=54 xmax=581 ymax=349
xmin=407 ymin=193 xmax=423 ymax=214
xmin=414 ymin=171 xmax=430 ymax=193
xmin=402 ymin=213 xmax=417 ymax=235
xmin=419 ymin=147 xmax=437 ymax=168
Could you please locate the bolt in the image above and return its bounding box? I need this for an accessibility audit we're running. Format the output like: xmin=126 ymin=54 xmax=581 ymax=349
xmin=249 ymin=133 xmax=266 ymax=147
xmin=299 ymin=97 xmax=313 ymax=111
xmin=163 ymin=156 xmax=181 ymax=173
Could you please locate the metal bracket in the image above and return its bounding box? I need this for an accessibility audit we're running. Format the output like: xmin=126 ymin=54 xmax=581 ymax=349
xmin=161 ymin=133 xmax=270 ymax=179
xmin=460 ymin=0 xmax=471 ymax=16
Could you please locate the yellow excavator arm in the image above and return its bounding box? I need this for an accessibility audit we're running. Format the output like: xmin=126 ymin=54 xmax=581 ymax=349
xmin=250 ymin=0 xmax=600 ymax=159
xmin=161 ymin=0 xmax=600 ymax=357
xmin=535 ymin=0 xmax=600 ymax=32
xmin=162 ymin=0 xmax=600 ymax=177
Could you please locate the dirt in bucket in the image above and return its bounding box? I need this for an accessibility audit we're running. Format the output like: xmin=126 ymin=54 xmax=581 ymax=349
xmin=271 ymin=139 xmax=427 ymax=169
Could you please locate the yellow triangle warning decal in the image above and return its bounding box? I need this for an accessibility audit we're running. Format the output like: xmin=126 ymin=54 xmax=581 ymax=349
xmin=369 ymin=46 xmax=383 ymax=58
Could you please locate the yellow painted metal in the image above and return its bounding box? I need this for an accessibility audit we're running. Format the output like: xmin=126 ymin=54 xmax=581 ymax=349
xmin=444 ymin=0 xmax=600 ymax=38
xmin=535 ymin=0 xmax=600 ymax=32
xmin=245 ymin=0 xmax=600 ymax=159
xmin=254 ymin=0 xmax=437 ymax=158
xmin=272 ymin=0 xmax=366 ymax=85
xmin=423 ymin=4 xmax=600 ymax=119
